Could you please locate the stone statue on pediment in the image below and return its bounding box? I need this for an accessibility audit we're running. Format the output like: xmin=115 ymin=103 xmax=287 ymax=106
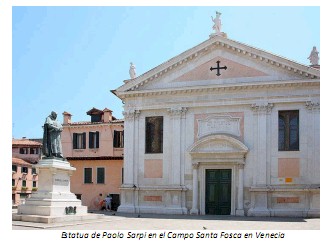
xmin=211 ymin=11 xmax=222 ymax=34
xmin=129 ymin=62 xmax=136 ymax=79
xmin=308 ymin=46 xmax=319 ymax=66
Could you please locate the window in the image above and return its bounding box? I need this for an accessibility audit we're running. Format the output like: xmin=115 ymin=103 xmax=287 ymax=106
xmin=19 ymin=148 xmax=28 ymax=154
xmin=22 ymin=180 xmax=26 ymax=187
xmin=73 ymin=133 xmax=86 ymax=149
xmin=22 ymin=166 xmax=28 ymax=174
xmin=145 ymin=116 xmax=163 ymax=153
xmin=32 ymin=168 xmax=37 ymax=175
xmin=12 ymin=165 xmax=17 ymax=172
xmin=113 ymin=130 xmax=124 ymax=148
xmin=32 ymin=181 xmax=37 ymax=188
xmin=84 ymin=168 xmax=93 ymax=184
xmin=89 ymin=131 xmax=100 ymax=149
xmin=91 ymin=114 xmax=102 ymax=123
xmin=30 ymin=148 xmax=39 ymax=154
xmin=279 ymin=110 xmax=299 ymax=151
xmin=97 ymin=167 xmax=105 ymax=184
xmin=12 ymin=179 xmax=15 ymax=187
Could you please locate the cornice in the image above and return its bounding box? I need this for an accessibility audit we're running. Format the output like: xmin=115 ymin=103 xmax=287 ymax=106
xmin=116 ymin=79 xmax=319 ymax=99
xmin=63 ymin=121 xmax=124 ymax=128
xmin=116 ymin=35 xmax=320 ymax=94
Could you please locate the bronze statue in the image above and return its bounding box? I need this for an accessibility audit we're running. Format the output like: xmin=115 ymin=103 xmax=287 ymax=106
xmin=42 ymin=111 xmax=64 ymax=158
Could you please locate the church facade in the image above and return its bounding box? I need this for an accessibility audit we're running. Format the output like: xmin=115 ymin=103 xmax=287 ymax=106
xmin=113 ymin=17 xmax=320 ymax=217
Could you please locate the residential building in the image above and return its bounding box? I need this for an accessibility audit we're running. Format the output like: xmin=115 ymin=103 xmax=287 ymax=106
xmin=61 ymin=108 xmax=124 ymax=210
xmin=12 ymin=138 xmax=42 ymax=205
xmin=113 ymin=16 xmax=320 ymax=217
xmin=12 ymin=137 xmax=42 ymax=164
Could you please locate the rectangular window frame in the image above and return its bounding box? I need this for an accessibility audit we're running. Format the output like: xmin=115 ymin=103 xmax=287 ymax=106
xmin=113 ymin=130 xmax=124 ymax=148
xmin=12 ymin=165 xmax=17 ymax=172
xmin=278 ymin=110 xmax=299 ymax=151
xmin=96 ymin=167 xmax=105 ymax=184
xmin=84 ymin=167 xmax=93 ymax=184
xmin=145 ymin=116 xmax=164 ymax=154
xmin=22 ymin=166 xmax=28 ymax=174
xmin=73 ymin=132 xmax=86 ymax=149
xmin=89 ymin=131 xmax=100 ymax=149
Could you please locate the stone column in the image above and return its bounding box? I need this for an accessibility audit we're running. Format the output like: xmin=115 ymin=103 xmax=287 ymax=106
xmin=190 ymin=162 xmax=199 ymax=215
xmin=248 ymin=102 xmax=273 ymax=216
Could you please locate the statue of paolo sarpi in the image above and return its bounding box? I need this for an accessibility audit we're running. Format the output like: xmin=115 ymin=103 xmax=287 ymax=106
xmin=42 ymin=111 xmax=64 ymax=158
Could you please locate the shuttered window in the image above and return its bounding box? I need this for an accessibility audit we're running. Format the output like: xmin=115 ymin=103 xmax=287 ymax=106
xmin=84 ymin=168 xmax=92 ymax=184
xmin=73 ymin=133 xmax=86 ymax=149
xmin=97 ymin=167 xmax=105 ymax=184
xmin=113 ymin=130 xmax=124 ymax=148
xmin=89 ymin=131 xmax=100 ymax=149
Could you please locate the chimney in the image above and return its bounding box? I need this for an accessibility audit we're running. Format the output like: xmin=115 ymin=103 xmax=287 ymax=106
xmin=62 ymin=111 xmax=72 ymax=124
xmin=103 ymin=108 xmax=113 ymax=123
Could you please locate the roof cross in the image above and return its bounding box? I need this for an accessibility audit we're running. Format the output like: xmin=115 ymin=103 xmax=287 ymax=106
xmin=210 ymin=60 xmax=227 ymax=76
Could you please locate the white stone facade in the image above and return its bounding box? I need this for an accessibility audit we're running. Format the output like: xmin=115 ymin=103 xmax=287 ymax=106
xmin=114 ymin=34 xmax=320 ymax=217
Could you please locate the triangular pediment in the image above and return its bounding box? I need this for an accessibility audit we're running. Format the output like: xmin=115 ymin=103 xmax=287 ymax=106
xmin=115 ymin=35 xmax=319 ymax=96
xmin=173 ymin=56 xmax=267 ymax=82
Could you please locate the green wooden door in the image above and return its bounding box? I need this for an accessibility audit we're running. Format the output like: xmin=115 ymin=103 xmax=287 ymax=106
xmin=205 ymin=169 xmax=232 ymax=215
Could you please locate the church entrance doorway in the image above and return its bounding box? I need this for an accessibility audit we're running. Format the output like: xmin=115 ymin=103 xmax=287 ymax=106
xmin=205 ymin=169 xmax=232 ymax=215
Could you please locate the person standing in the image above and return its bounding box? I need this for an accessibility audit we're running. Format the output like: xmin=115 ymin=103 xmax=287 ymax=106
xmin=105 ymin=194 xmax=112 ymax=211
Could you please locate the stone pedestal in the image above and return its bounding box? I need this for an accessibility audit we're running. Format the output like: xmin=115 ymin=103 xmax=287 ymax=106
xmin=13 ymin=158 xmax=100 ymax=223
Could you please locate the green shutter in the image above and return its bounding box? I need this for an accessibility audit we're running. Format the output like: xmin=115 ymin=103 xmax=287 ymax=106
xmin=96 ymin=131 xmax=99 ymax=148
xmin=73 ymin=133 xmax=77 ymax=149
xmin=82 ymin=132 xmax=86 ymax=149
xmin=89 ymin=132 xmax=93 ymax=148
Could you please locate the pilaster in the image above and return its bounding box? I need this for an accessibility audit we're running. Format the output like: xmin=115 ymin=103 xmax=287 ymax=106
xmin=190 ymin=162 xmax=199 ymax=215
xmin=236 ymin=163 xmax=245 ymax=216
xmin=167 ymin=107 xmax=188 ymax=185
xmin=248 ymin=102 xmax=273 ymax=216
xmin=118 ymin=109 xmax=140 ymax=213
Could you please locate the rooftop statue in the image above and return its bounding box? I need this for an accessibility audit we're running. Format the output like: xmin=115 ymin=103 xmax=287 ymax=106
xmin=129 ymin=62 xmax=136 ymax=79
xmin=308 ymin=46 xmax=319 ymax=66
xmin=42 ymin=111 xmax=64 ymax=158
xmin=211 ymin=11 xmax=222 ymax=34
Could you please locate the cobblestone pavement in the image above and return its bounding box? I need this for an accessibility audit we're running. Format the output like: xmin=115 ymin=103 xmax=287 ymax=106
xmin=12 ymin=211 xmax=320 ymax=230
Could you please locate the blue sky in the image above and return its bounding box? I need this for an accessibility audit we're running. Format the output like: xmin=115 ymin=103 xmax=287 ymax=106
xmin=12 ymin=6 xmax=320 ymax=139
